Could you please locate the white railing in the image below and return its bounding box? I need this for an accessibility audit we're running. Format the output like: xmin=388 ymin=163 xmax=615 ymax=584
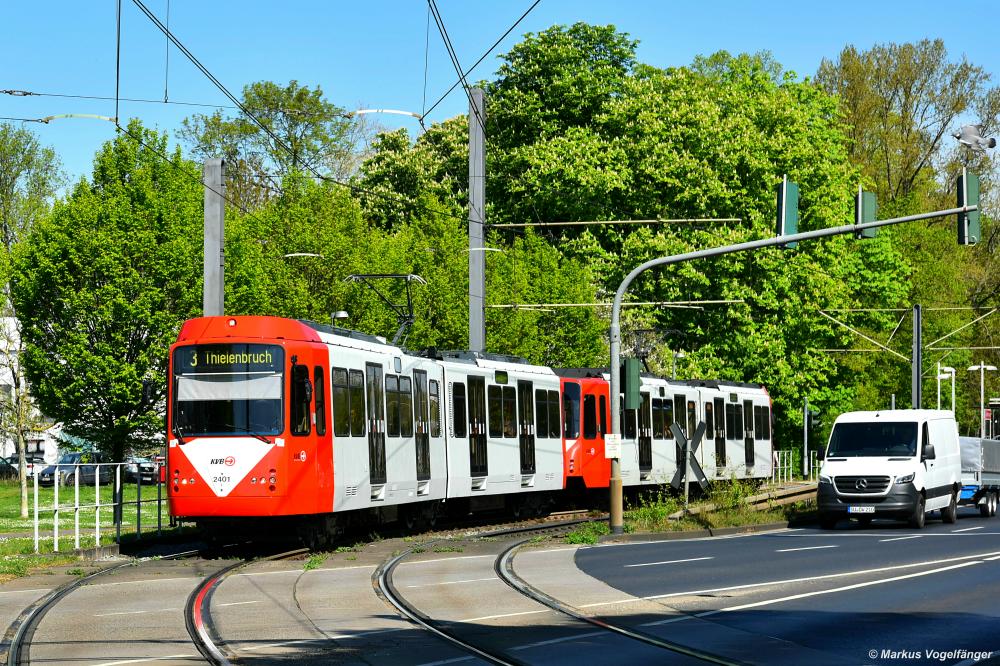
xmin=771 ymin=450 xmax=793 ymax=484
xmin=808 ymin=451 xmax=821 ymax=482
xmin=32 ymin=461 xmax=167 ymax=553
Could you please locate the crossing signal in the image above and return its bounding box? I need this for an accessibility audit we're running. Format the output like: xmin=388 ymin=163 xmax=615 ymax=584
xmin=957 ymin=168 xmax=981 ymax=245
xmin=622 ymin=358 xmax=641 ymax=410
xmin=775 ymin=175 xmax=799 ymax=249
xmin=855 ymin=187 xmax=877 ymax=239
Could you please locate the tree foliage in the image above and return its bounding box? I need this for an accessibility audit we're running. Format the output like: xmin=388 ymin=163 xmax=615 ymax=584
xmin=12 ymin=121 xmax=203 ymax=460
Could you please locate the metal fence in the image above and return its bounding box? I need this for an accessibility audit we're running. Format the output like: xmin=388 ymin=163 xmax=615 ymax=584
xmin=772 ymin=450 xmax=794 ymax=484
xmin=31 ymin=462 xmax=168 ymax=553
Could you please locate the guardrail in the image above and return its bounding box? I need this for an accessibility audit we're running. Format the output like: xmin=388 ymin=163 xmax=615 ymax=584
xmin=772 ymin=450 xmax=794 ymax=484
xmin=31 ymin=462 xmax=169 ymax=553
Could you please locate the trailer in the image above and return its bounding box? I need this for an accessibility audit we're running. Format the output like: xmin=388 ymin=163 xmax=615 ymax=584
xmin=959 ymin=437 xmax=1000 ymax=517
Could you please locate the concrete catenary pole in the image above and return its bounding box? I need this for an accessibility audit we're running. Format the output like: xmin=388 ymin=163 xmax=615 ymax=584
xmin=912 ymin=304 xmax=922 ymax=408
xmin=203 ymin=159 xmax=225 ymax=316
xmin=468 ymin=89 xmax=486 ymax=352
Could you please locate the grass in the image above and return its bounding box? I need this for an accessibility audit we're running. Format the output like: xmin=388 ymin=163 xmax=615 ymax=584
xmin=564 ymin=521 xmax=610 ymax=545
xmin=432 ymin=544 xmax=463 ymax=553
xmin=303 ymin=553 xmax=326 ymax=571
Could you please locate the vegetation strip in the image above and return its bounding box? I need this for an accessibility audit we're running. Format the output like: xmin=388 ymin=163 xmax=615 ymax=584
xmin=495 ymin=538 xmax=746 ymax=666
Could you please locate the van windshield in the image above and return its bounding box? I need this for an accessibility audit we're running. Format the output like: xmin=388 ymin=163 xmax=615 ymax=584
xmin=827 ymin=422 xmax=918 ymax=457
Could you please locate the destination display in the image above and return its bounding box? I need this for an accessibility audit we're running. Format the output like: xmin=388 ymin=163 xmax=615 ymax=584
xmin=174 ymin=344 xmax=283 ymax=374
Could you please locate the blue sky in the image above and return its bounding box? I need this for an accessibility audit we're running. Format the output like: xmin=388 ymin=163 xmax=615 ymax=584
xmin=3 ymin=1 xmax=997 ymax=182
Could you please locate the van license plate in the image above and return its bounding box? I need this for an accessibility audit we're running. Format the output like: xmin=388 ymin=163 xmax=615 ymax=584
xmin=848 ymin=506 xmax=875 ymax=514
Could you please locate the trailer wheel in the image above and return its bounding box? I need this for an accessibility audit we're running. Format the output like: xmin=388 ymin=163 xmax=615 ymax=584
xmin=981 ymin=499 xmax=991 ymax=518
xmin=991 ymin=492 xmax=998 ymax=517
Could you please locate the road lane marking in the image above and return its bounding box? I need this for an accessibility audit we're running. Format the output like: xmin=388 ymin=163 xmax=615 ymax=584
xmin=94 ymin=608 xmax=181 ymax=617
xmin=511 ymin=630 xmax=607 ymax=651
xmin=579 ymin=549 xmax=1000 ymax=608
xmin=416 ymin=656 xmax=477 ymax=666
xmin=405 ymin=554 xmax=496 ymax=565
xmin=879 ymin=536 xmax=922 ymax=542
xmin=406 ymin=576 xmax=498 ymax=588
xmin=93 ymin=654 xmax=199 ymax=666
xmin=217 ymin=600 xmax=261 ymax=607
xmin=952 ymin=526 xmax=985 ymax=533
xmin=775 ymin=545 xmax=838 ymax=553
xmin=625 ymin=556 xmax=714 ymax=568
xmin=639 ymin=560 xmax=982 ymax=627
xmin=459 ymin=609 xmax=550 ymax=622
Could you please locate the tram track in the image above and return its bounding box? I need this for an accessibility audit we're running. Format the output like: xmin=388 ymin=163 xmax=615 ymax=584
xmin=1 ymin=546 xmax=201 ymax=666
xmin=185 ymin=547 xmax=309 ymax=665
xmin=495 ymin=539 xmax=745 ymax=666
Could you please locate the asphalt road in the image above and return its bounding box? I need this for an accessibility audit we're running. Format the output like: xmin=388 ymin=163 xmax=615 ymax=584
xmin=575 ymin=508 xmax=1000 ymax=665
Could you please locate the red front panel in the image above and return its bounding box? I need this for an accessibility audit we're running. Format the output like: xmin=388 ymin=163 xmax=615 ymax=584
xmin=562 ymin=377 xmax=612 ymax=489
xmin=166 ymin=317 xmax=333 ymax=519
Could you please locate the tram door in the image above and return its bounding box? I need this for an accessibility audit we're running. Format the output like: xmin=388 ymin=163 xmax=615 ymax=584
xmin=366 ymin=363 xmax=386 ymax=485
xmin=638 ymin=392 xmax=652 ymax=472
xmin=413 ymin=370 xmax=430 ymax=481
xmin=743 ymin=399 xmax=755 ymax=468
xmin=518 ymin=380 xmax=536 ymax=475
xmin=468 ymin=376 xmax=488 ymax=477
xmin=713 ymin=397 xmax=726 ymax=469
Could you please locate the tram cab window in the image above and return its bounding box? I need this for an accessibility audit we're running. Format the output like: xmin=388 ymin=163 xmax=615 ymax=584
xmin=563 ymin=382 xmax=581 ymax=439
xmin=291 ymin=364 xmax=312 ymax=436
xmin=583 ymin=394 xmax=597 ymax=439
xmin=314 ymin=367 xmax=327 ymax=436
xmin=599 ymin=395 xmax=608 ymax=435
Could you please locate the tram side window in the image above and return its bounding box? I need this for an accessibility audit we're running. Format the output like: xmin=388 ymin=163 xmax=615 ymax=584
xmin=429 ymin=380 xmax=441 ymax=437
xmin=704 ymin=402 xmax=714 ymax=440
xmin=488 ymin=386 xmax=503 ymax=438
xmin=386 ymin=375 xmax=400 ymax=437
xmin=663 ymin=401 xmax=674 ymax=440
xmin=535 ymin=389 xmax=549 ymax=439
xmin=725 ymin=404 xmax=738 ymax=441
xmin=332 ymin=368 xmax=350 ymax=436
xmin=583 ymin=394 xmax=597 ymax=439
xmin=349 ymin=370 xmax=365 ymax=436
xmin=761 ymin=406 xmax=771 ymax=439
xmin=621 ymin=407 xmax=637 ymax=439
xmin=652 ymin=399 xmax=663 ymax=439
xmin=399 ymin=376 xmax=413 ymax=437
xmin=453 ymin=382 xmax=467 ymax=438
xmin=314 ymin=367 xmax=327 ymax=436
xmin=547 ymin=390 xmax=561 ymax=438
xmin=673 ymin=395 xmax=686 ymax=437
xmin=687 ymin=400 xmax=696 ymax=437
xmin=503 ymin=386 xmax=517 ymax=438
xmin=291 ymin=364 xmax=311 ymax=436
xmin=563 ymin=382 xmax=581 ymax=439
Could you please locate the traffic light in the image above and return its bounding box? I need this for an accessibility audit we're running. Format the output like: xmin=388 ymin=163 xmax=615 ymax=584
xmin=622 ymin=358 xmax=641 ymax=410
xmin=808 ymin=409 xmax=821 ymax=430
xmin=855 ymin=187 xmax=877 ymax=239
xmin=775 ymin=175 xmax=799 ymax=249
xmin=958 ymin=168 xmax=981 ymax=245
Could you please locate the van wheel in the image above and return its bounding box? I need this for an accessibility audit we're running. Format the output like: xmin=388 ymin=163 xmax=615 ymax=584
xmin=819 ymin=514 xmax=838 ymax=530
xmin=909 ymin=496 xmax=926 ymax=529
xmin=981 ymin=499 xmax=991 ymax=518
xmin=942 ymin=492 xmax=958 ymax=524
xmin=990 ymin=492 xmax=998 ymax=517
xmin=857 ymin=516 xmax=873 ymax=527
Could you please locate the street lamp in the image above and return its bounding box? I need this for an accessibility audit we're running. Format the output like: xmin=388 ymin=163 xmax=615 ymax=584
xmin=937 ymin=366 xmax=956 ymax=412
xmin=672 ymin=351 xmax=685 ymax=380
xmin=968 ymin=363 xmax=997 ymax=438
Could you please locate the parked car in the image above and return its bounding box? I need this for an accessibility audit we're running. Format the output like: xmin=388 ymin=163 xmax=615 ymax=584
xmin=24 ymin=455 xmax=45 ymax=479
xmin=124 ymin=456 xmax=158 ymax=484
xmin=0 ymin=456 xmax=18 ymax=480
xmin=37 ymin=452 xmax=112 ymax=487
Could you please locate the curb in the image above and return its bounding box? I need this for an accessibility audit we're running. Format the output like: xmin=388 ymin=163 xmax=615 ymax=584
xmin=597 ymin=520 xmax=792 ymax=544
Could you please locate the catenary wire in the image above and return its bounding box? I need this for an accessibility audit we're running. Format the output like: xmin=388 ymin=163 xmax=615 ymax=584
xmin=426 ymin=0 xmax=484 ymax=132
xmin=115 ymin=0 xmax=122 ymax=122
xmin=0 ymin=88 xmax=237 ymax=110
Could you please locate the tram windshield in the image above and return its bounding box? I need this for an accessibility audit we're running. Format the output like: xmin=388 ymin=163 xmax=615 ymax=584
xmin=172 ymin=344 xmax=284 ymax=437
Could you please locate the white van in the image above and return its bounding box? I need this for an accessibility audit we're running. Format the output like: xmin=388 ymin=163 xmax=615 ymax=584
xmin=817 ymin=410 xmax=962 ymax=529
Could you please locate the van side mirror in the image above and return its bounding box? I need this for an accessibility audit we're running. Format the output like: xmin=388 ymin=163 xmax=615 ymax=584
xmin=922 ymin=443 xmax=936 ymax=461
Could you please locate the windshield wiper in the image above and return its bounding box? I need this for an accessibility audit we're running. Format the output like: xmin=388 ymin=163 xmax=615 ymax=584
xmin=173 ymin=424 xmax=188 ymax=445
xmin=209 ymin=421 xmax=271 ymax=444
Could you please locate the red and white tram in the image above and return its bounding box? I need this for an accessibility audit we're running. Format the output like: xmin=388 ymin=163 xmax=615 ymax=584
xmin=167 ymin=316 xmax=773 ymax=539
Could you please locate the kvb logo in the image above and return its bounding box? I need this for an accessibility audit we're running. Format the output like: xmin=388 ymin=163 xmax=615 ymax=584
xmin=210 ymin=457 xmax=237 ymax=466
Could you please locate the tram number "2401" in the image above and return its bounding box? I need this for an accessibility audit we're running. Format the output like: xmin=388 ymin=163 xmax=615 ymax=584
xmin=213 ymin=474 xmax=231 ymax=484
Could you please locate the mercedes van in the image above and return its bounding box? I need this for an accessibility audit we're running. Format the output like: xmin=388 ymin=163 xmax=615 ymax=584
xmin=817 ymin=410 xmax=961 ymax=529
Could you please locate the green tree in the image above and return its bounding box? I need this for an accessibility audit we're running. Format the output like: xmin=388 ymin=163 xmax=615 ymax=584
xmin=179 ymin=80 xmax=371 ymax=210
xmin=11 ymin=120 xmax=203 ymax=461
xmin=0 ymin=122 xmax=62 ymax=517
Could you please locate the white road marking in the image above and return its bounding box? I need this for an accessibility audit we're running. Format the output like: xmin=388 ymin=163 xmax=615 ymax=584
xmin=217 ymin=600 xmax=261 ymax=607
xmin=775 ymin=545 xmax=838 ymax=553
xmin=406 ymin=576 xmax=498 ymax=588
xmin=511 ymin=630 xmax=606 ymax=651
xmin=579 ymin=549 xmax=1000 ymax=608
xmin=879 ymin=536 xmax=922 ymax=542
xmin=625 ymin=556 xmax=714 ymax=568
xmin=94 ymin=608 xmax=181 ymax=617
xmin=92 ymin=655 xmax=199 ymax=666
xmin=415 ymin=656 xmax=477 ymax=666
xmin=0 ymin=588 xmax=52 ymax=595
xmin=404 ymin=554 xmax=496 ymax=565
xmin=952 ymin=526 xmax=985 ymax=533
xmin=459 ymin=609 xmax=550 ymax=622
xmin=235 ymin=569 xmax=303 ymax=577
xmin=240 ymin=638 xmax=323 ymax=652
